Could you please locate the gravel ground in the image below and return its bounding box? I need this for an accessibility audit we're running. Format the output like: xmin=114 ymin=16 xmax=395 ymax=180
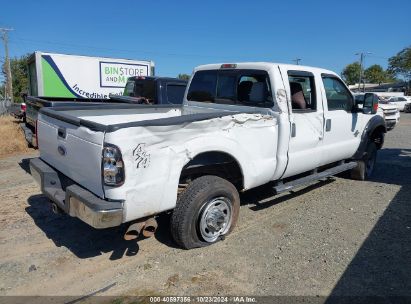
xmin=0 ymin=114 xmax=410 ymax=301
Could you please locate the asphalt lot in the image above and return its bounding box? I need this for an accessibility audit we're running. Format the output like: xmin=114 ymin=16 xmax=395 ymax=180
xmin=0 ymin=114 xmax=410 ymax=300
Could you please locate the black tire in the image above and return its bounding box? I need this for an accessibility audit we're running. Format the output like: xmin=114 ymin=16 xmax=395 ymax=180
xmin=350 ymin=142 xmax=377 ymax=180
xmin=170 ymin=175 xmax=240 ymax=249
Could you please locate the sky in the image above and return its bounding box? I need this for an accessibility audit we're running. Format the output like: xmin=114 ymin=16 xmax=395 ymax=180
xmin=0 ymin=0 xmax=410 ymax=83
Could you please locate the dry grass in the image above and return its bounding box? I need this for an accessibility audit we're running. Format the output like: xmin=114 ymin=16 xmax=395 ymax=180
xmin=0 ymin=115 xmax=31 ymax=158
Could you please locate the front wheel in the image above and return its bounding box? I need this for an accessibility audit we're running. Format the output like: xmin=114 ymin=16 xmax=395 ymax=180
xmin=350 ymin=142 xmax=377 ymax=180
xmin=170 ymin=175 xmax=240 ymax=249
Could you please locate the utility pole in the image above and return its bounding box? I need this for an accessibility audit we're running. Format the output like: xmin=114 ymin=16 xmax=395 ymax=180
xmin=1 ymin=28 xmax=13 ymax=102
xmin=355 ymin=51 xmax=371 ymax=92
xmin=292 ymin=58 xmax=302 ymax=65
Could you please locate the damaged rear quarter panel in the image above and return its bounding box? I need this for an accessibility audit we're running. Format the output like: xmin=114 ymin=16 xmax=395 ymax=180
xmin=104 ymin=113 xmax=278 ymax=223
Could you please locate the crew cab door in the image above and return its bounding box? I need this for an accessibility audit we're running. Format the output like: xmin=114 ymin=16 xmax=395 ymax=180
xmin=320 ymin=74 xmax=362 ymax=164
xmin=281 ymin=69 xmax=324 ymax=178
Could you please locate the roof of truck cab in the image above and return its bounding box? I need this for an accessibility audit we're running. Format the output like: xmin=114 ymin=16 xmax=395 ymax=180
xmin=194 ymin=62 xmax=338 ymax=76
xmin=128 ymin=76 xmax=187 ymax=83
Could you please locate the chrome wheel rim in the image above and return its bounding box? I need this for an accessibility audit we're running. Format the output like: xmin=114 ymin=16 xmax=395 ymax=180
xmin=199 ymin=197 xmax=232 ymax=243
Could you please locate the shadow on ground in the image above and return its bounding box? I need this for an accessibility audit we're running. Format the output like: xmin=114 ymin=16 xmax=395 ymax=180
xmin=326 ymin=148 xmax=411 ymax=301
xmin=241 ymin=179 xmax=334 ymax=211
xmin=21 ymin=158 xmax=146 ymax=260
xmin=21 ymin=156 xmax=336 ymax=258
xmin=25 ymin=194 xmax=141 ymax=260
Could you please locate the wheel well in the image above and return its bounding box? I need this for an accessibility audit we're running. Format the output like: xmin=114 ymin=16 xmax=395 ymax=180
xmin=179 ymin=152 xmax=244 ymax=190
xmin=370 ymin=125 xmax=385 ymax=149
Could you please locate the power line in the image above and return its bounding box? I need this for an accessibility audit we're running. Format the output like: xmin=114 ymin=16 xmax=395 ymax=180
xmin=11 ymin=35 xmax=295 ymax=62
xmin=355 ymin=51 xmax=371 ymax=92
xmin=367 ymin=54 xmax=390 ymax=60
xmin=10 ymin=36 xmax=265 ymax=60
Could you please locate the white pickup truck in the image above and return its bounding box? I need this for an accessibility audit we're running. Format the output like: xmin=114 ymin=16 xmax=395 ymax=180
xmin=30 ymin=62 xmax=386 ymax=249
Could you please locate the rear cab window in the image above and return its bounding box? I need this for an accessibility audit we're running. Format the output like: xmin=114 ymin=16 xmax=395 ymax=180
xmin=187 ymin=69 xmax=273 ymax=107
xmin=124 ymin=78 xmax=156 ymax=102
xmin=134 ymin=79 xmax=156 ymax=101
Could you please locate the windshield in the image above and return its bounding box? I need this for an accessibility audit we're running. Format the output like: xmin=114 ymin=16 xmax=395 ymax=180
xmin=378 ymin=97 xmax=389 ymax=104
xmin=187 ymin=69 xmax=273 ymax=107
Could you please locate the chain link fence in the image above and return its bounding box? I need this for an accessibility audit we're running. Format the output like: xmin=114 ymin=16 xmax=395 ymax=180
xmin=0 ymin=98 xmax=18 ymax=115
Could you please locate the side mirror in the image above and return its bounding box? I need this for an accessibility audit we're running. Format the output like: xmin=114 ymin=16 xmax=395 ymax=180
xmin=363 ymin=93 xmax=378 ymax=114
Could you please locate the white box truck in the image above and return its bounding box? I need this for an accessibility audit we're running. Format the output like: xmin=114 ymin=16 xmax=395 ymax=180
xmin=27 ymin=51 xmax=155 ymax=99
xmin=22 ymin=52 xmax=155 ymax=147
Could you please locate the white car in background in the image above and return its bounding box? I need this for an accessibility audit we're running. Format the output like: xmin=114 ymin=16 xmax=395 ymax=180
xmin=354 ymin=93 xmax=399 ymax=131
xmin=387 ymin=96 xmax=410 ymax=111
xmin=378 ymin=100 xmax=400 ymax=130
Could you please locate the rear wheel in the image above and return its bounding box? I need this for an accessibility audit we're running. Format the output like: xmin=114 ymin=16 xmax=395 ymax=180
xmin=170 ymin=175 xmax=240 ymax=249
xmin=351 ymin=142 xmax=377 ymax=180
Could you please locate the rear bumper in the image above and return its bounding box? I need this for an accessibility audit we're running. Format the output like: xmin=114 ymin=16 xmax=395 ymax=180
xmin=29 ymin=158 xmax=123 ymax=229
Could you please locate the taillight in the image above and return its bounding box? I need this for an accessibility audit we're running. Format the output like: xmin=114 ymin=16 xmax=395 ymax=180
xmin=220 ymin=63 xmax=237 ymax=69
xmin=21 ymin=103 xmax=26 ymax=112
xmin=373 ymin=101 xmax=379 ymax=112
xmin=102 ymin=144 xmax=125 ymax=186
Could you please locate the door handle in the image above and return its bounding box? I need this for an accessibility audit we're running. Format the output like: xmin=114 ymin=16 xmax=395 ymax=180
xmin=57 ymin=127 xmax=66 ymax=139
xmin=291 ymin=123 xmax=296 ymax=137
xmin=325 ymin=119 xmax=332 ymax=132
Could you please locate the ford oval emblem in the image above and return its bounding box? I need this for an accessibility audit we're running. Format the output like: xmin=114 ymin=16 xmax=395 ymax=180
xmin=58 ymin=145 xmax=66 ymax=156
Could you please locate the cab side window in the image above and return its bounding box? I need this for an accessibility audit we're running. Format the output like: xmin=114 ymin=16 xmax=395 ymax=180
xmin=166 ymin=84 xmax=186 ymax=104
xmin=322 ymin=76 xmax=353 ymax=111
xmin=288 ymin=73 xmax=316 ymax=111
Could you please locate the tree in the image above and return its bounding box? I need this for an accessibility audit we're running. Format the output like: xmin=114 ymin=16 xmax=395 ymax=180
xmin=177 ymin=73 xmax=190 ymax=81
xmin=388 ymin=46 xmax=411 ymax=80
xmin=364 ymin=64 xmax=387 ymax=84
xmin=383 ymin=69 xmax=398 ymax=83
xmin=341 ymin=62 xmax=361 ymax=85
xmin=1 ymin=54 xmax=29 ymax=103
xmin=0 ymin=83 xmax=4 ymax=98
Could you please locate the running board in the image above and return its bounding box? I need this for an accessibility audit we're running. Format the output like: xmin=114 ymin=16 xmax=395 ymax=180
xmin=274 ymin=161 xmax=357 ymax=194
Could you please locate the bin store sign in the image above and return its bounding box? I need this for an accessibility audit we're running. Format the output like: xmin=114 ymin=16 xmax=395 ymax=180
xmin=40 ymin=54 xmax=151 ymax=98
xmin=100 ymin=62 xmax=149 ymax=88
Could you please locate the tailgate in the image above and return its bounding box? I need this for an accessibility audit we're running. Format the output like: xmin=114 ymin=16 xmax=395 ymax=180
xmin=37 ymin=113 xmax=105 ymax=198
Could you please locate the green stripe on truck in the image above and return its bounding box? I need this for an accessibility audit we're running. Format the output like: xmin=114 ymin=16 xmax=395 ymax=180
xmin=41 ymin=57 xmax=76 ymax=98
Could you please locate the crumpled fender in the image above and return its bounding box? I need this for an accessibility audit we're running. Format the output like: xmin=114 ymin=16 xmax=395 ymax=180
xmin=352 ymin=115 xmax=386 ymax=160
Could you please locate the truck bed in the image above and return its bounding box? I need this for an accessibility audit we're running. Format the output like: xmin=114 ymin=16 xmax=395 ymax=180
xmin=25 ymin=96 xmax=115 ymax=128
xmin=37 ymin=102 xmax=273 ymax=199
xmin=39 ymin=103 xmax=265 ymax=132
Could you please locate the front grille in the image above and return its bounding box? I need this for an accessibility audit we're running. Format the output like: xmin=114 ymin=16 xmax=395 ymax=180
xmin=383 ymin=110 xmax=397 ymax=115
